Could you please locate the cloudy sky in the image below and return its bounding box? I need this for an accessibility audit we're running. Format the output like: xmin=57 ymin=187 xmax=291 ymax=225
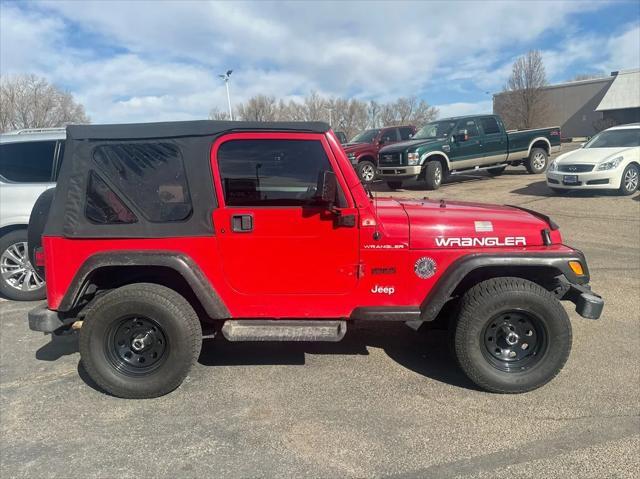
xmin=1 ymin=0 xmax=638 ymax=123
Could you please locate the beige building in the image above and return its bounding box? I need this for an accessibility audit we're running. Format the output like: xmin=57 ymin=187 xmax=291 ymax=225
xmin=494 ymin=69 xmax=640 ymax=139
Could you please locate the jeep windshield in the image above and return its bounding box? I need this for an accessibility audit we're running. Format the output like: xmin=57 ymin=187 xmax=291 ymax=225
xmin=413 ymin=121 xmax=457 ymax=140
xmin=584 ymin=129 xmax=640 ymax=148
xmin=349 ymin=129 xmax=380 ymax=144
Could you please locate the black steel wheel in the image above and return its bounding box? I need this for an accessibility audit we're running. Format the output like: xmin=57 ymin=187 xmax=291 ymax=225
xmin=79 ymin=283 xmax=202 ymax=398
xmin=106 ymin=316 xmax=168 ymax=375
xmin=481 ymin=310 xmax=547 ymax=372
xmin=453 ymin=277 xmax=571 ymax=393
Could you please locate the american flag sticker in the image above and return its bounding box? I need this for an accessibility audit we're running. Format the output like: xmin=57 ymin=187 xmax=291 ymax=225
xmin=474 ymin=221 xmax=493 ymax=232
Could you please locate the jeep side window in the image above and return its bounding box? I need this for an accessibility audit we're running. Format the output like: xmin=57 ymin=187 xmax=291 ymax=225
xmin=217 ymin=139 xmax=333 ymax=207
xmin=0 ymin=140 xmax=56 ymax=182
xmin=92 ymin=142 xmax=193 ymax=222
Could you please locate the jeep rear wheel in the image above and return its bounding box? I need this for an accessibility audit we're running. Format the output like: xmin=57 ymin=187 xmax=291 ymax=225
xmin=79 ymin=283 xmax=202 ymax=398
xmin=357 ymin=160 xmax=376 ymax=183
xmin=0 ymin=229 xmax=46 ymax=301
xmin=453 ymin=277 xmax=571 ymax=393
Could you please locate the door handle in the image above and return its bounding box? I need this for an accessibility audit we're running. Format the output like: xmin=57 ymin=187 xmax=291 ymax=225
xmin=231 ymin=214 xmax=253 ymax=232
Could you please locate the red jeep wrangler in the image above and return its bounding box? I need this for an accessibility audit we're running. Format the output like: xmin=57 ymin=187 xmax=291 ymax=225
xmin=28 ymin=121 xmax=603 ymax=399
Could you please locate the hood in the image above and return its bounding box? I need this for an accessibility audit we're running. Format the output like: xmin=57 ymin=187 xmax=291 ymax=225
xmin=554 ymin=146 xmax=633 ymax=165
xmin=379 ymin=138 xmax=442 ymax=154
xmin=343 ymin=142 xmax=374 ymax=153
xmin=396 ymin=198 xmax=559 ymax=249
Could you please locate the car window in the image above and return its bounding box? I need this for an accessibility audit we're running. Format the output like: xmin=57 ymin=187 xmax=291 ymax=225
xmin=92 ymin=142 xmax=193 ymax=222
xmin=458 ymin=120 xmax=480 ymax=138
xmin=399 ymin=127 xmax=414 ymax=141
xmin=0 ymin=140 xmax=56 ymax=182
xmin=217 ymin=139 xmax=333 ymax=207
xmin=380 ymin=129 xmax=399 ymax=143
xmin=480 ymin=117 xmax=500 ymax=135
xmin=584 ymin=129 xmax=640 ymax=148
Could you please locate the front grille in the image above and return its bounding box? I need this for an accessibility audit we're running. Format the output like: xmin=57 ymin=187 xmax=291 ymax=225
xmin=558 ymin=164 xmax=594 ymax=173
xmin=379 ymin=152 xmax=402 ymax=166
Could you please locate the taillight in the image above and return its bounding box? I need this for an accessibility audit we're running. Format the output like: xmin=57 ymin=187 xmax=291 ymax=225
xmin=34 ymin=247 xmax=45 ymax=267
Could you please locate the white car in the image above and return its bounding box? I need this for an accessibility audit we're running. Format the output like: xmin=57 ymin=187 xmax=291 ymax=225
xmin=547 ymin=123 xmax=639 ymax=195
xmin=0 ymin=128 xmax=65 ymax=300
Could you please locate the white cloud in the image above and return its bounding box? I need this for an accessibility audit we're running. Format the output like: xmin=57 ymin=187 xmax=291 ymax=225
xmin=605 ymin=24 xmax=640 ymax=72
xmin=436 ymin=100 xmax=493 ymax=119
xmin=0 ymin=0 xmax=627 ymax=123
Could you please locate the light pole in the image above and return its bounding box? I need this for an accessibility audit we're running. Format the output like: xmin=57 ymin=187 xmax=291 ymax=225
xmin=218 ymin=70 xmax=233 ymax=120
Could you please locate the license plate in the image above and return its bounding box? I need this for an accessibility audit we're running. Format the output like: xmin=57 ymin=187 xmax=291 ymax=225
xmin=563 ymin=175 xmax=578 ymax=184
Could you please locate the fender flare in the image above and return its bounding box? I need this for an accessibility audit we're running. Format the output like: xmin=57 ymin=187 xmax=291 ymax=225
xmin=420 ymin=151 xmax=451 ymax=170
xmin=528 ymin=137 xmax=551 ymax=156
xmin=420 ymin=251 xmax=589 ymax=321
xmin=57 ymin=251 xmax=231 ymax=319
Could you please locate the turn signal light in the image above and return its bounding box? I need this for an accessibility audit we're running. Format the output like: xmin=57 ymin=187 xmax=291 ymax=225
xmin=569 ymin=261 xmax=584 ymax=276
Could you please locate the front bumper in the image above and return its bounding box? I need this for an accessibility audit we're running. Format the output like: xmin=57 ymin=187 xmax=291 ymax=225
xmin=28 ymin=304 xmax=66 ymax=333
xmin=558 ymin=276 xmax=604 ymax=319
xmin=377 ymin=165 xmax=422 ymax=179
xmin=547 ymin=168 xmax=621 ymax=190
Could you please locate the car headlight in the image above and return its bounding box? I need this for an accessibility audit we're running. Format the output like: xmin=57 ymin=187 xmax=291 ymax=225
xmin=597 ymin=156 xmax=623 ymax=170
xmin=407 ymin=152 xmax=420 ymax=165
xmin=549 ymin=161 xmax=558 ymax=172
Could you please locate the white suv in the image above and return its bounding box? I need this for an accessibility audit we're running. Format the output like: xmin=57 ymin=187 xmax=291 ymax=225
xmin=0 ymin=128 xmax=65 ymax=300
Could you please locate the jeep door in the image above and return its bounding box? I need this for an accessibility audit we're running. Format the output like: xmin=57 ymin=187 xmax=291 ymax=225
xmin=211 ymin=133 xmax=359 ymax=300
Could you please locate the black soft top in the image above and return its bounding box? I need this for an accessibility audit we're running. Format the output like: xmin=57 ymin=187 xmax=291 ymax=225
xmin=46 ymin=120 xmax=330 ymax=239
xmin=67 ymin=120 xmax=330 ymax=140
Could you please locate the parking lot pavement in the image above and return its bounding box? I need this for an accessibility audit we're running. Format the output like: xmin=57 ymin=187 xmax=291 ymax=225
xmin=1 ymin=149 xmax=639 ymax=478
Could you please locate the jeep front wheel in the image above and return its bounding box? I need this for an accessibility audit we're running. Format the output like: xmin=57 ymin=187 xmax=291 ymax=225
xmin=453 ymin=277 xmax=571 ymax=393
xmin=357 ymin=160 xmax=376 ymax=183
xmin=79 ymin=283 xmax=202 ymax=399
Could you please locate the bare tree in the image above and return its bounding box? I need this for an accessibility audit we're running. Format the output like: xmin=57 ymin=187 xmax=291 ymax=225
xmin=498 ymin=50 xmax=549 ymax=130
xmin=208 ymin=107 xmax=230 ymax=120
xmin=0 ymin=74 xmax=89 ymax=132
xmin=235 ymin=95 xmax=279 ymax=121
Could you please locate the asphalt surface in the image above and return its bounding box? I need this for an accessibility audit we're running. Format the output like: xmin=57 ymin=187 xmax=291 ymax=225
xmin=1 ymin=144 xmax=639 ymax=478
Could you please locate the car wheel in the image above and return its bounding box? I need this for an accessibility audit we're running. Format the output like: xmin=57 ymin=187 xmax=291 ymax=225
xmin=549 ymin=187 xmax=569 ymax=195
xmin=424 ymin=161 xmax=443 ymax=190
xmin=357 ymin=161 xmax=377 ymax=183
xmin=526 ymin=148 xmax=548 ymax=174
xmin=487 ymin=166 xmax=507 ymax=176
xmin=618 ymin=163 xmax=639 ymax=196
xmin=0 ymin=229 xmax=46 ymax=301
xmin=386 ymin=181 xmax=403 ymax=190
xmin=453 ymin=277 xmax=571 ymax=393
xmin=79 ymin=283 xmax=202 ymax=399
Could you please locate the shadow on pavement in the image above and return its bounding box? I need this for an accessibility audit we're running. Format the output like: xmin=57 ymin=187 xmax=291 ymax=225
xmin=35 ymin=332 xmax=79 ymax=361
xmin=511 ymin=181 xmax=627 ymax=198
xmin=198 ymin=322 xmax=479 ymax=391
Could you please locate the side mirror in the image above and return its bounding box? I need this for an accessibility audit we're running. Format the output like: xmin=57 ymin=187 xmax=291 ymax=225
xmin=454 ymin=130 xmax=469 ymax=142
xmin=316 ymin=170 xmax=338 ymax=205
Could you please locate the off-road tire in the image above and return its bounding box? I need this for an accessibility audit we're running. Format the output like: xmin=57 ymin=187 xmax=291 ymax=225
xmin=424 ymin=160 xmax=444 ymax=190
xmin=79 ymin=283 xmax=202 ymax=399
xmin=526 ymin=147 xmax=548 ymax=174
xmin=0 ymin=229 xmax=46 ymax=301
xmin=618 ymin=163 xmax=639 ymax=196
xmin=386 ymin=181 xmax=403 ymax=190
xmin=356 ymin=160 xmax=376 ymax=183
xmin=453 ymin=277 xmax=572 ymax=393
xmin=487 ymin=166 xmax=507 ymax=176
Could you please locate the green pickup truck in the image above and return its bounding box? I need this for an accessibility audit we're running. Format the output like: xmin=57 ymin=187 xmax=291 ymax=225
xmin=377 ymin=114 xmax=561 ymax=190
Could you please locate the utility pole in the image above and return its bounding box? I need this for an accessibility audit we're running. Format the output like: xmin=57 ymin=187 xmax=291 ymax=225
xmin=218 ymin=70 xmax=233 ymax=120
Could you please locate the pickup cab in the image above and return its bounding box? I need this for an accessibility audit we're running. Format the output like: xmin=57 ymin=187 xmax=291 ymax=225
xmin=343 ymin=125 xmax=416 ymax=183
xmin=377 ymin=114 xmax=561 ymax=190
xmin=27 ymin=120 xmax=601 ymax=399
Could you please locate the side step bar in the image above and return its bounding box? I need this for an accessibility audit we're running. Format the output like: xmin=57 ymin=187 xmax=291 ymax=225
xmin=221 ymin=320 xmax=347 ymax=342
xmin=449 ymin=163 xmax=507 ymax=175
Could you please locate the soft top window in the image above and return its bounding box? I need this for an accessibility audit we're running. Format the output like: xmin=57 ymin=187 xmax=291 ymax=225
xmin=92 ymin=142 xmax=192 ymax=222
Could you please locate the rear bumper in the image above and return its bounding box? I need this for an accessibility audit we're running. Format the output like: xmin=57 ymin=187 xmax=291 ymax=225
xmin=28 ymin=304 xmax=65 ymax=333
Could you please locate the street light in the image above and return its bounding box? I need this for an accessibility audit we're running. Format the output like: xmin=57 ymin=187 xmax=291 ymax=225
xmin=218 ymin=70 xmax=233 ymax=121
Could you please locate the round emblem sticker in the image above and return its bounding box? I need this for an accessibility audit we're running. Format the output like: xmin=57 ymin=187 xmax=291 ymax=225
xmin=414 ymin=257 xmax=436 ymax=279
